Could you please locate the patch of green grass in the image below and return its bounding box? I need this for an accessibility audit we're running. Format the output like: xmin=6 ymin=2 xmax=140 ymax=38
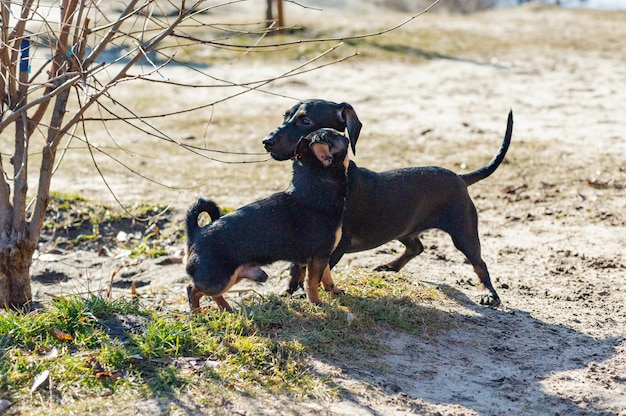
xmin=1 ymin=268 xmax=453 ymax=413
xmin=0 ymin=295 xmax=327 ymax=412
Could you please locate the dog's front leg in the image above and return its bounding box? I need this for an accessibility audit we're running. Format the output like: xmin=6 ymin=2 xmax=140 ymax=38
xmin=212 ymin=295 xmax=234 ymax=312
xmin=305 ymin=257 xmax=329 ymax=305
xmin=187 ymin=284 xmax=204 ymax=314
xmin=187 ymin=284 xmax=233 ymax=313
xmin=285 ymin=263 xmax=306 ymax=295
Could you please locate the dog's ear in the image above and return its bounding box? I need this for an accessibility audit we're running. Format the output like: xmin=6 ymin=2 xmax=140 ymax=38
xmin=294 ymin=137 xmax=311 ymax=160
xmin=283 ymin=103 xmax=299 ymax=122
xmin=237 ymin=264 xmax=268 ymax=283
xmin=337 ymin=102 xmax=362 ymax=155
xmin=310 ymin=131 xmax=349 ymax=168
xmin=310 ymin=142 xmax=333 ymax=168
xmin=329 ymin=134 xmax=349 ymax=160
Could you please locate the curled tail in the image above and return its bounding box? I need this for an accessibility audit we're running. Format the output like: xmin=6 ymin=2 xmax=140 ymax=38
xmin=186 ymin=198 xmax=221 ymax=241
xmin=461 ymin=110 xmax=513 ymax=186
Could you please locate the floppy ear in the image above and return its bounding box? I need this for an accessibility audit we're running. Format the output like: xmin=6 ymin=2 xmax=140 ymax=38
xmin=329 ymin=134 xmax=349 ymax=159
xmin=310 ymin=142 xmax=333 ymax=168
xmin=337 ymin=103 xmax=362 ymax=155
xmin=237 ymin=264 xmax=269 ymax=283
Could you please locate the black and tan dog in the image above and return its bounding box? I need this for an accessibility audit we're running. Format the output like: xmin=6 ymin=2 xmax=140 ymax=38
xmin=185 ymin=128 xmax=349 ymax=312
xmin=262 ymin=100 xmax=513 ymax=307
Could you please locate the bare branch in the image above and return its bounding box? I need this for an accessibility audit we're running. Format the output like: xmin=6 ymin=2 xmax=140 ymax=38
xmin=10 ymin=32 xmax=33 ymax=235
xmin=56 ymin=2 xmax=206 ymax=140
xmin=26 ymin=0 xmax=79 ymax=132
xmin=26 ymin=0 xmax=82 ymax=244
xmin=83 ymin=43 xmax=357 ymax=123
xmin=88 ymin=94 xmax=268 ymax=161
xmin=81 ymin=0 xmax=142 ymax=69
xmin=27 ymin=86 xmax=71 ymax=245
xmin=174 ymin=0 xmax=441 ymax=49
xmin=283 ymin=0 xmax=323 ymax=12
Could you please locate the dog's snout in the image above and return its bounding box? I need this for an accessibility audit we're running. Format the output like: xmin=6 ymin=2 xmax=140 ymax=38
xmin=262 ymin=135 xmax=276 ymax=150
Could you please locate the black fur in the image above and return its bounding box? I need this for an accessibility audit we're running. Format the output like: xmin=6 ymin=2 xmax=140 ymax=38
xmin=185 ymin=128 xmax=349 ymax=310
xmin=263 ymin=100 xmax=513 ymax=307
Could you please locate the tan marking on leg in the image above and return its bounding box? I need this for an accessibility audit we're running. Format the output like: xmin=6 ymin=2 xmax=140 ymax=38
xmin=305 ymin=258 xmax=326 ymax=305
xmin=321 ymin=264 xmax=343 ymax=295
xmin=187 ymin=284 xmax=205 ymax=314
xmin=213 ymin=295 xmax=233 ymax=312
xmin=187 ymin=264 xmax=251 ymax=313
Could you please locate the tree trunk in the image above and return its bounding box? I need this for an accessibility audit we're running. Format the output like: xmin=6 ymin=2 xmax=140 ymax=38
xmin=0 ymin=232 xmax=35 ymax=310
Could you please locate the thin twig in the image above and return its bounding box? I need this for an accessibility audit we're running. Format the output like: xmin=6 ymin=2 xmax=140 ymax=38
xmin=174 ymin=0 xmax=441 ymax=49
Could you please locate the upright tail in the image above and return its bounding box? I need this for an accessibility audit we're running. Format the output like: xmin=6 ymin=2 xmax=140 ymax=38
xmin=186 ymin=198 xmax=221 ymax=242
xmin=460 ymin=110 xmax=513 ymax=187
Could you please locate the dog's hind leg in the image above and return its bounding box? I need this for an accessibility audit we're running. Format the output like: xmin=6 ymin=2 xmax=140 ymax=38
xmin=449 ymin=229 xmax=501 ymax=307
xmin=471 ymin=261 xmax=500 ymax=307
xmin=285 ymin=263 xmax=343 ymax=297
xmin=374 ymin=235 xmax=425 ymax=272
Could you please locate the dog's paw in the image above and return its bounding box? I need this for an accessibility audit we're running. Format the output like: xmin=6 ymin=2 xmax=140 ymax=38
xmin=479 ymin=294 xmax=501 ymax=308
xmin=327 ymin=286 xmax=344 ymax=295
xmin=281 ymin=285 xmax=306 ymax=298
xmin=373 ymin=264 xmax=398 ymax=272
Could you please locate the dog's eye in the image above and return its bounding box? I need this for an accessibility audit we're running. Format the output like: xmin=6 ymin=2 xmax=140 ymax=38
xmin=301 ymin=117 xmax=313 ymax=126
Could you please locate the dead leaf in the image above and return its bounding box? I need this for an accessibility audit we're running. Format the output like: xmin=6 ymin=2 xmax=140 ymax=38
xmin=95 ymin=370 xmax=121 ymax=381
xmin=587 ymin=178 xmax=610 ymax=189
xmin=131 ymin=281 xmax=138 ymax=298
xmin=86 ymin=355 xmax=104 ymax=372
xmin=51 ymin=328 xmax=73 ymax=341
xmin=502 ymin=184 xmax=528 ymax=194
xmin=30 ymin=370 xmax=49 ymax=393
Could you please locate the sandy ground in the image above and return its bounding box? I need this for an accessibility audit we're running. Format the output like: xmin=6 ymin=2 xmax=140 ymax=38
xmin=25 ymin=3 xmax=626 ymax=415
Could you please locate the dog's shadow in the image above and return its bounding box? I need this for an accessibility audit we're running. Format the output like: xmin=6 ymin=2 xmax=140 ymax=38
xmin=247 ymin=283 xmax=622 ymax=415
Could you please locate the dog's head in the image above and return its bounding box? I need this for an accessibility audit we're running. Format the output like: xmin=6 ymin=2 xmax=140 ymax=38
xmin=295 ymin=128 xmax=350 ymax=170
xmin=186 ymin=252 xmax=268 ymax=298
xmin=187 ymin=261 xmax=267 ymax=312
xmin=262 ymin=99 xmax=362 ymax=161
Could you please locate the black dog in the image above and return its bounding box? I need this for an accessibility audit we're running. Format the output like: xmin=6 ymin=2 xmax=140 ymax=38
xmin=262 ymin=99 xmax=513 ymax=306
xmin=185 ymin=128 xmax=349 ymax=312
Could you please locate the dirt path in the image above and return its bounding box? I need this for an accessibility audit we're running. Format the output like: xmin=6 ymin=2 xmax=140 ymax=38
xmin=29 ymin=4 xmax=625 ymax=415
